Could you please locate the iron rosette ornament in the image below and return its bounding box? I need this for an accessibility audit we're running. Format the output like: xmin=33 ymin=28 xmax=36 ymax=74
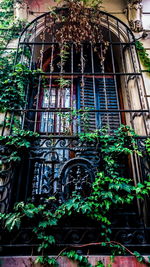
xmin=59 ymin=157 xmax=96 ymax=202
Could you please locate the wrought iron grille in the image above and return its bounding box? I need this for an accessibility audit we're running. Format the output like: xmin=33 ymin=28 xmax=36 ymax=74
xmin=1 ymin=10 xmax=149 ymax=136
xmin=0 ymin=9 xmax=150 ymax=254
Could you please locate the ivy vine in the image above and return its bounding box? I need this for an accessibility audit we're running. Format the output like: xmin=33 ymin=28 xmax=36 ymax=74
xmin=0 ymin=0 xmax=26 ymax=49
xmin=146 ymin=138 xmax=150 ymax=155
xmin=0 ymin=128 xmax=39 ymax=165
xmin=0 ymin=0 xmax=30 ymax=111
xmin=0 ymin=62 xmax=33 ymax=111
xmin=136 ymin=41 xmax=150 ymax=73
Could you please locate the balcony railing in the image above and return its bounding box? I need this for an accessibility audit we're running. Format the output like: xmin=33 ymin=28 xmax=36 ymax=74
xmin=0 ymin=109 xmax=149 ymax=255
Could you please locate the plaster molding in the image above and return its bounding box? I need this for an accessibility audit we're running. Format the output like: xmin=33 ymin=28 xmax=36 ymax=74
xmin=14 ymin=0 xmax=29 ymax=20
xmin=125 ymin=0 xmax=143 ymax=32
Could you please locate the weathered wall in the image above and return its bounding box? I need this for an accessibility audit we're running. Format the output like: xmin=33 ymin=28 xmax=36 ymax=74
xmin=25 ymin=0 xmax=127 ymax=24
xmin=0 ymin=256 xmax=149 ymax=267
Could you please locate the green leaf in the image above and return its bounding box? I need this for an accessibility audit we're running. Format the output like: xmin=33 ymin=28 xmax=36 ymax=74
xmin=5 ymin=214 xmax=21 ymax=231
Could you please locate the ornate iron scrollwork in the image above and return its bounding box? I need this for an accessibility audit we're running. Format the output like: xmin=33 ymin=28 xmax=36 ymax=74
xmin=59 ymin=157 xmax=96 ymax=201
xmin=0 ymin=145 xmax=14 ymax=213
xmin=30 ymin=137 xmax=100 ymax=203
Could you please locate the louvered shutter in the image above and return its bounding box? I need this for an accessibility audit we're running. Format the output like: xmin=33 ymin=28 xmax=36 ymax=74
xmin=78 ymin=78 xmax=97 ymax=131
xmin=97 ymin=78 xmax=120 ymax=131
xmin=78 ymin=77 xmax=120 ymax=132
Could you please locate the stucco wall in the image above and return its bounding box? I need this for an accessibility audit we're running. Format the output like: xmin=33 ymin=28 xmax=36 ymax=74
xmin=0 ymin=256 xmax=149 ymax=267
xmin=25 ymin=0 xmax=128 ymax=24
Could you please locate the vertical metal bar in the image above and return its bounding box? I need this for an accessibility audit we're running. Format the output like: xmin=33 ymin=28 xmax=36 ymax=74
xmin=14 ymin=26 xmax=25 ymax=67
xmin=102 ymin=17 xmax=110 ymax=129
xmin=102 ymin=48 xmax=109 ymax=129
xmin=123 ymin=49 xmax=135 ymax=130
xmin=117 ymin=20 xmax=134 ymax=130
xmin=29 ymin=22 xmax=37 ymax=69
xmin=34 ymin=17 xmax=46 ymax=132
xmin=9 ymin=111 xmax=14 ymax=135
xmin=81 ymin=44 xmax=85 ymax=109
xmin=134 ymin=42 xmax=150 ymax=135
xmin=59 ymin=44 xmax=64 ymax=134
xmin=22 ymin=21 xmax=38 ymax=130
xmin=107 ymin=16 xmax=121 ymax=130
xmin=1 ymin=111 xmax=8 ymax=136
xmin=47 ymin=14 xmax=55 ymax=135
xmin=108 ymin=17 xmax=119 ymax=108
xmin=8 ymin=168 xmax=15 ymax=212
xmin=80 ymin=43 xmax=85 ymax=132
xmin=131 ymin=152 xmax=143 ymax=216
xmin=47 ymin=42 xmax=54 ymax=135
xmin=135 ymin=44 xmax=150 ymax=111
xmin=16 ymin=161 xmax=24 ymax=202
xmin=71 ymin=43 xmax=74 ymax=133
xmin=91 ymin=43 xmax=97 ymax=129
xmin=25 ymin=159 xmax=31 ymax=202
xmin=54 ymin=89 xmax=57 ymax=135
xmin=20 ymin=26 xmax=28 ymax=65
xmin=127 ymin=29 xmax=148 ymax=135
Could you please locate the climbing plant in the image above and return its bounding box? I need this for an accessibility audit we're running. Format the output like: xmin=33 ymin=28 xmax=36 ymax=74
xmin=136 ymin=41 xmax=150 ymax=73
xmin=146 ymin=138 xmax=150 ymax=156
xmin=0 ymin=62 xmax=33 ymax=111
xmin=0 ymin=0 xmax=25 ymax=49
xmin=0 ymin=128 xmax=39 ymax=164
xmin=53 ymin=0 xmax=104 ymax=45
xmin=0 ymin=0 xmax=29 ymax=111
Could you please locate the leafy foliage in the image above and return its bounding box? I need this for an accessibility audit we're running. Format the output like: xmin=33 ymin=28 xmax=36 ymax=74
xmin=0 ymin=0 xmax=39 ymax=167
xmin=0 ymin=62 xmax=33 ymax=111
xmin=63 ymin=250 xmax=92 ymax=267
xmin=0 ymin=128 xmax=39 ymax=168
xmin=146 ymin=138 xmax=150 ymax=156
xmin=35 ymin=255 xmax=58 ymax=267
xmin=95 ymin=260 xmax=106 ymax=267
xmin=0 ymin=0 xmax=25 ymax=48
xmin=136 ymin=41 xmax=150 ymax=73
xmin=0 ymin=0 xmax=29 ymax=111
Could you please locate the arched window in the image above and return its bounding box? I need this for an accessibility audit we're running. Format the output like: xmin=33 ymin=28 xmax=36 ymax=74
xmin=1 ymin=9 xmax=149 ymax=209
xmin=17 ymin=10 xmax=149 ymax=137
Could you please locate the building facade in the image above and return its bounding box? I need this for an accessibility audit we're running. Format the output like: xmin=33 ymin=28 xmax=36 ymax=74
xmin=0 ymin=0 xmax=150 ymax=265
